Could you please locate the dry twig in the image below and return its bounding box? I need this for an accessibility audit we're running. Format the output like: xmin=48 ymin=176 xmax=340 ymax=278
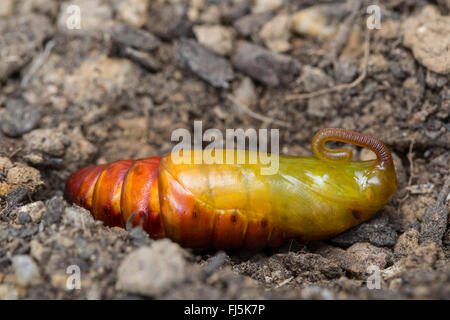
xmin=285 ymin=30 xmax=371 ymax=101
xmin=21 ymin=39 xmax=56 ymax=87
xmin=397 ymin=132 xmax=418 ymax=205
xmin=226 ymin=94 xmax=292 ymax=128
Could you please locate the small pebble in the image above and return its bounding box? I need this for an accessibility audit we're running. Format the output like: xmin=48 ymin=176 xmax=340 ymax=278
xmin=259 ymin=14 xmax=292 ymax=53
xmin=12 ymin=255 xmax=43 ymax=287
xmin=0 ymin=14 xmax=54 ymax=81
xmin=0 ymin=99 xmax=41 ymax=137
xmin=0 ymin=157 xmax=13 ymax=171
xmin=232 ymin=41 xmax=301 ymax=87
xmin=6 ymin=166 xmax=41 ymax=188
xmin=252 ymin=0 xmax=284 ymax=13
xmin=45 ymin=196 xmax=65 ymax=226
xmin=30 ymin=240 xmax=45 ymax=262
xmin=233 ymin=11 xmax=272 ymax=37
xmin=331 ymin=212 xmax=398 ymax=247
xmin=0 ymin=284 xmax=19 ymax=300
xmin=18 ymin=211 xmax=32 ymax=224
xmin=0 ymin=0 xmax=14 ymax=17
xmin=317 ymin=243 xmax=391 ymax=278
xmin=116 ymin=0 xmax=149 ymax=28
xmin=233 ymin=77 xmax=258 ymax=108
xmin=14 ymin=201 xmax=45 ymax=224
xmin=306 ymin=95 xmax=334 ymax=119
xmin=193 ymin=24 xmax=234 ymax=56
xmin=146 ymin=2 xmax=188 ymax=40
xmin=335 ymin=57 xmax=358 ymax=83
xmin=110 ymin=23 xmax=161 ymax=52
xmin=298 ymin=65 xmax=334 ymax=92
xmin=402 ymin=6 xmax=450 ymax=75
xmin=394 ymin=229 xmax=420 ymax=257
xmin=23 ymin=128 xmax=66 ymax=157
xmin=116 ymin=239 xmax=187 ymax=296
xmin=63 ymin=206 xmax=95 ymax=230
xmin=292 ymin=5 xmax=336 ymax=39
xmin=176 ymin=38 xmax=234 ymax=88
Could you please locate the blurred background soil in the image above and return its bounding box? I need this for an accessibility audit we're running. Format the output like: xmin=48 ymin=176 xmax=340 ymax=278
xmin=0 ymin=0 xmax=449 ymax=299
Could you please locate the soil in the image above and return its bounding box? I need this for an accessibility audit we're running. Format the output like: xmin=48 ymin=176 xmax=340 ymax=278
xmin=0 ymin=0 xmax=449 ymax=300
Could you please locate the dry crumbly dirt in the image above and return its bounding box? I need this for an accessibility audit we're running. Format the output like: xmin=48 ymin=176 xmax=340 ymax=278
xmin=0 ymin=0 xmax=449 ymax=300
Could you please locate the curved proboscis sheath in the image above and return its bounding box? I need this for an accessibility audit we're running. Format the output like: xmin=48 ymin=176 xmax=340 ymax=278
xmin=65 ymin=128 xmax=397 ymax=249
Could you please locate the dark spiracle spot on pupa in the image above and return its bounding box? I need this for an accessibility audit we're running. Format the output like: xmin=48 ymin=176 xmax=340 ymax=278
xmin=230 ymin=213 xmax=238 ymax=224
xmin=104 ymin=204 xmax=113 ymax=218
xmin=351 ymin=209 xmax=361 ymax=219
xmin=261 ymin=219 xmax=267 ymax=228
xmin=192 ymin=210 xmax=198 ymax=218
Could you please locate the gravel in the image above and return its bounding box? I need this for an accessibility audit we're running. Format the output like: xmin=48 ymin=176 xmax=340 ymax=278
xmin=110 ymin=23 xmax=161 ymax=52
xmin=232 ymin=41 xmax=301 ymax=87
xmin=116 ymin=240 xmax=187 ymax=297
xmin=12 ymin=255 xmax=43 ymax=287
xmin=13 ymin=201 xmax=45 ymax=224
xmin=193 ymin=24 xmax=234 ymax=56
xmin=331 ymin=212 xmax=398 ymax=247
xmin=420 ymin=177 xmax=450 ymax=245
xmin=0 ymin=14 xmax=54 ymax=81
xmin=176 ymin=38 xmax=234 ymax=88
xmin=316 ymin=243 xmax=391 ymax=278
xmin=6 ymin=166 xmax=41 ymax=188
xmin=0 ymin=99 xmax=41 ymax=137
xmin=402 ymin=6 xmax=450 ymax=75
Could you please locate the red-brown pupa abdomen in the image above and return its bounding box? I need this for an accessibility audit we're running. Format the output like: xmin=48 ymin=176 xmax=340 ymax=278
xmin=65 ymin=157 xmax=164 ymax=238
